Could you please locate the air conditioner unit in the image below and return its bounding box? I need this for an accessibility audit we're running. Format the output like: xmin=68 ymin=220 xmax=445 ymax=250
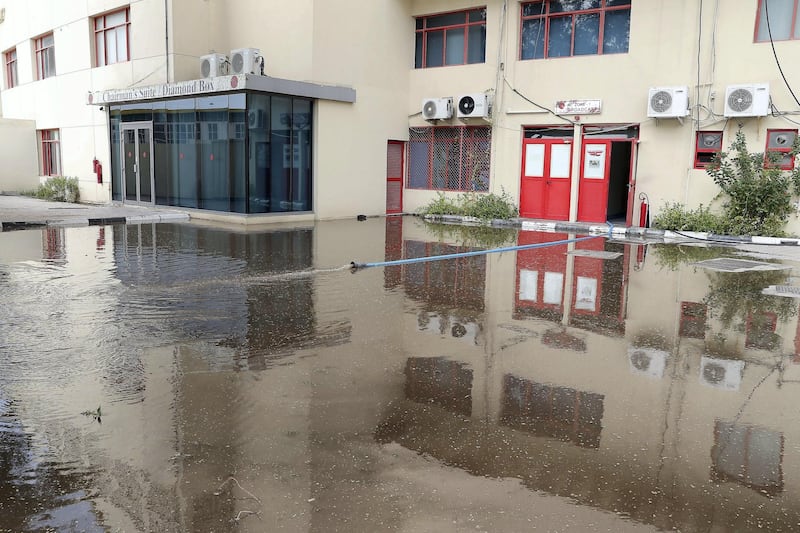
xmin=421 ymin=97 xmax=453 ymax=121
xmin=456 ymin=93 xmax=490 ymax=119
xmin=724 ymin=83 xmax=770 ymax=117
xmin=647 ymin=86 xmax=690 ymax=118
xmin=248 ymin=109 xmax=267 ymax=129
xmin=699 ymin=356 xmax=744 ymax=391
xmin=230 ymin=48 xmax=262 ymax=75
xmin=200 ymin=53 xmax=229 ymax=78
xmin=628 ymin=347 xmax=668 ymax=379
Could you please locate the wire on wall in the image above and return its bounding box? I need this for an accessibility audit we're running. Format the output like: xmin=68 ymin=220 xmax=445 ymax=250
xmin=764 ymin=0 xmax=800 ymax=107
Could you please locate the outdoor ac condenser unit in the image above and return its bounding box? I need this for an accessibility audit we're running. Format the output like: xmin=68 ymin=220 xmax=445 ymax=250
xmin=628 ymin=347 xmax=668 ymax=378
xmin=200 ymin=53 xmax=229 ymax=78
xmin=230 ymin=48 xmax=262 ymax=75
xmin=456 ymin=93 xmax=490 ymax=119
xmin=421 ymin=97 xmax=453 ymax=121
xmin=724 ymin=83 xmax=770 ymax=117
xmin=647 ymin=86 xmax=690 ymax=118
xmin=699 ymin=356 xmax=744 ymax=391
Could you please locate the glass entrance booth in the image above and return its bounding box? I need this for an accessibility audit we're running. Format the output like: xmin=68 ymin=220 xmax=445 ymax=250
xmin=109 ymin=92 xmax=312 ymax=214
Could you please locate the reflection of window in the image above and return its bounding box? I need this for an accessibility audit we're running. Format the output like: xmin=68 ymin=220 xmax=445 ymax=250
xmin=520 ymin=0 xmax=631 ymax=60
xmin=679 ymin=302 xmax=707 ymax=339
xmin=712 ymin=420 xmax=783 ymax=495
xmin=500 ymin=375 xmax=604 ymax=448
xmin=407 ymin=127 xmax=491 ymax=191
xmin=403 ymin=240 xmax=486 ymax=311
xmin=415 ymin=8 xmax=486 ymax=68
xmin=746 ymin=312 xmax=779 ymax=350
xmin=34 ymin=33 xmax=56 ymax=79
xmin=4 ymin=48 xmax=17 ymax=88
xmin=694 ymin=131 xmax=723 ymax=169
xmin=755 ymin=0 xmax=800 ymax=42
xmin=39 ymin=129 xmax=61 ymax=176
xmin=765 ymin=129 xmax=797 ymax=170
xmin=405 ymin=357 xmax=473 ymax=416
xmin=94 ymin=8 xmax=130 ymax=67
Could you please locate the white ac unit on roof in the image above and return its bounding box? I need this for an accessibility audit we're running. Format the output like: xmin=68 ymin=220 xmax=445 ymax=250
xmin=456 ymin=93 xmax=490 ymax=119
xmin=230 ymin=48 xmax=262 ymax=75
xmin=699 ymin=356 xmax=744 ymax=391
xmin=647 ymin=86 xmax=690 ymax=118
xmin=200 ymin=53 xmax=229 ymax=79
xmin=421 ymin=97 xmax=453 ymax=121
xmin=724 ymin=83 xmax=770 ymax=117
xmin=628 ymin=347 xmax=668 ymax=379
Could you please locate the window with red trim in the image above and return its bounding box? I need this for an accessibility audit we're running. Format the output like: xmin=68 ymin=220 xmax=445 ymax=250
xmin=765 ymin=129 xmax=797 ymax=170
xmin=694 ymin=131 xmax=723 ymax=169
xmin=34 ymin=33 xmax=56 ymax=80
xmin=520 ymin=0 xmax=631 ymax=60
xmin=755 ymin=0 xmax=800 ymax=42
xmin=4 ymin=48 xmax=17 ymax=88
xmin=414 ymin=7 xmax=486 ymax=68
xmin=679 ymin=301 xmax=707 ymax=339
xmin=39 ymin=129 xmax=61 ymax=176
xmin=407 ymin=126 xmax=491 ymax=191
xmin=94 ymin=8 xmax=130 ymax=67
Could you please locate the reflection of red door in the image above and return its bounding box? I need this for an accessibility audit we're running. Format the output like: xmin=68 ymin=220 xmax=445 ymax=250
xmin=577 ymin=140 xmax=612 ymax=222
xmin=571 ymin=238 xmax=605 ymax=318
xmin=520 ymin=139 xmax=572 ymax=220
xmin=386 ymin=141 xmax=404 ymax=214
xmin=514 ymin=231 xmax=569 ymax=321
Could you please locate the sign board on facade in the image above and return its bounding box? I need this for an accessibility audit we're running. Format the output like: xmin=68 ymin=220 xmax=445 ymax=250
xmin=554 ymin=99 xmax=602 ymax=115
xmin=87 ymin=76 xmax=243 ymax=105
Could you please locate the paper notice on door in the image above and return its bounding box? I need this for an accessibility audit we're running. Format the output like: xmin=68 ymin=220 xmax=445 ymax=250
xmin=583 ymin=144 xmax=606 ymax=179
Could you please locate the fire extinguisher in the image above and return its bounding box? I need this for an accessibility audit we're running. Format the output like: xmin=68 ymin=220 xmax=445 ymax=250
xmin=93 ymin=158 xmax=103 ymax=184
xmin=638 ymin=192 xmax=649 ymax=228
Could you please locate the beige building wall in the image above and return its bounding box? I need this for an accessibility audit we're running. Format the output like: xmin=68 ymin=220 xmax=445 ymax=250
xmin=0 ymin=118 xmax=38 ymax=193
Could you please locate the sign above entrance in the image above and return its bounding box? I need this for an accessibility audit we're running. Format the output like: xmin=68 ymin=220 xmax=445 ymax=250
xmin=554 ymin=99 xmax=602 ymax=115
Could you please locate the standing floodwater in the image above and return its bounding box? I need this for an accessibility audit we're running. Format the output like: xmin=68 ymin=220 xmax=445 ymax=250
xmin=2 ymin=219 xmax=800 ymax=532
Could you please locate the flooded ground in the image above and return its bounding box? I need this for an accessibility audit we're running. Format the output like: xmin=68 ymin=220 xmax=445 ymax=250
xmin=2 ymin=218 xmax=800 ymax=532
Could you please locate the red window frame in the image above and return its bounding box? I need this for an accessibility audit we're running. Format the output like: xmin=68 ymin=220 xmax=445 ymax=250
xmin=520 ymin=0 xmax=631 ymax=60
xmin=754 ymin=0 xmax=800 ymax=42
xmin=94 ymin=8 xmax=131 ymax=67
xmin=414 ymin=7 xmax=486 ymax=68
xmin=34 ymin=33 xmax=55 ymax=80
xmin=679 ymin=301 xmax=707 ymax=339
xmin=4 ymin=48 xmax=17 ymax=88
xmin=694 ymin=131 xmax=723 ymax=169
xmin=39 ymin=129 xmax=62 ymax=176
xmin=765 ymin=128 xmax=797 ymax=170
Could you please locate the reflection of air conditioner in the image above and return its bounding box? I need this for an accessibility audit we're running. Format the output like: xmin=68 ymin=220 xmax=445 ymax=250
xmin=421 ymin=97 xmax=453 ymax=121
xmin=456 ymin=93 xmax=490 ymax=119
xmin=230 ymin=47 xmax=262 ymax=75
xmin=724 ymin=84 xmax=770 ymax=117
xmin=248 ymin=110 xmax=267 ymax=129
xmin=200 ymin=53 xmax=229 ymax=78
xmin=628 ymin=347 xmax=668 ymax=379
xmin=451 ymin=321 xmax=479 ymax=345
xmin=647 ymin=86 xmax=690 ymax=118
xmin=699 ymin=356 xmax=745 ymax=391
xmin=417 ymin=312 xmax=479 ymax=344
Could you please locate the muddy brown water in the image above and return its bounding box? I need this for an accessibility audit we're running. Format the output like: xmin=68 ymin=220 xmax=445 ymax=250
xmin=2 ymin=218 xmax=800 ymax=532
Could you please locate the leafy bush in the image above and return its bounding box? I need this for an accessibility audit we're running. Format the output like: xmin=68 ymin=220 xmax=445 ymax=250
xmin=34 ymin=176 xmax=80 ymax=203
xmin=652 ymin=202 xmax=723 ymax=232
xmin=419 ymin=189 xmax=519 ymax=221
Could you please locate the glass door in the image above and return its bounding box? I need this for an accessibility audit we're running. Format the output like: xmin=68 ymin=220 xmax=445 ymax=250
xmin=120 ymin=122 xmax=154 ymax=205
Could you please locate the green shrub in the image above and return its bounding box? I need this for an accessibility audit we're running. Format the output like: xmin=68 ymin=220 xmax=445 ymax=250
xmin=34 ymin=176 xmax=80 ymax=203
xmin=652 ymin=202 xmax=723 ymax=232
xmin=419 ymin=189 xmax=519 ymax=221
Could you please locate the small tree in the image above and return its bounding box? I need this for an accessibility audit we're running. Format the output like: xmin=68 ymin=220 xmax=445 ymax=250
xmin=707 ymin=127 xmax=800 ymax=236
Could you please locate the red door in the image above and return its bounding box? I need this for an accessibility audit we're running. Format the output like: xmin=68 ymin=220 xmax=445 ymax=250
xmin=577 ymin=140 xmax=612 ymax=223
xmin=386 ymin=141 xmax=404 ymax=214
xmin=520 ymin=139 xmax=572 ymax=220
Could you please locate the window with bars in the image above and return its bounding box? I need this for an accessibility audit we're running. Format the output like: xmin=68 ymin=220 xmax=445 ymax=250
xmin=35 ymin=33 xmax=56 ymax=80
xmin=94 ymin=8 xmax=130 ymax=67
xmin=407 ymin=126 xmax=491 ymax=191
xmin=765 ymin=129 xmax=797 ymax=170
xmin=520 ymin=0 xmax=631 ymax=60
xmin=755 ymin=0 xmax=800 ymax=42
xmin=415 ymin=7 xmax=486 ymax=68
xmin=4 ymin=48 xmax=17 ymax=88
xmin=39 ymin=129 xmax=62 ymax=176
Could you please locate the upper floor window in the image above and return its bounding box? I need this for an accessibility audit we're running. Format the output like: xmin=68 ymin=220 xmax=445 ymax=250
xmin=520 ymin=0 xmax=631 ymax=60
xmin=39 ymin=129 xmax=62 ymax=176
xmin=414 ymin=8 xmax=486 ymax=68
xmin=694 ymin=131 xmax=723 ymax=169
xmin=94 ymin=8 xmax=130 ymax=66
xmin=4 ymin=48 xmax=17 ymax=88
xmin=765 ymin=128 xmax=797 ymax=169
xmin=755 ymin=0 xmax=800 ymax=42
xmin=35 ymin=33 xmax=56 ymax=79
